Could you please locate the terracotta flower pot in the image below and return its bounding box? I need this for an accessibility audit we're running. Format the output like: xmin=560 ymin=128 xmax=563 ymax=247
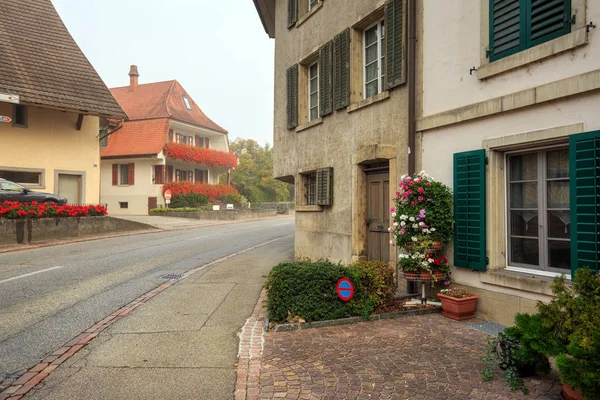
xmin=404 ymin=239 xmax=442 ymax=251
xmin=437 ymin=293 xmax=479 ymax=321
xmin=561 ymin=384 xmax=584 ymax=400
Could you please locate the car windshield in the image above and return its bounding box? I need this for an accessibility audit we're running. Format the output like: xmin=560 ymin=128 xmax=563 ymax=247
xmin=0 ymin=181 xmax=26 ymax=192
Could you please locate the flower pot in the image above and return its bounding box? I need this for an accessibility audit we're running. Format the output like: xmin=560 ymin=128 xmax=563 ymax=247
xmin=561 ymin=384 xmax=584 ymax=400
xmin=437 ymin=293 xmax=479 ymax=321
xmin=403 ymin=271 xmax=417 ymax=281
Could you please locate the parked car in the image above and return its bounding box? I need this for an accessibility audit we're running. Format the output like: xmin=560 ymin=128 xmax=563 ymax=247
xmin=0 ymin=178 xmax=68 ymax=204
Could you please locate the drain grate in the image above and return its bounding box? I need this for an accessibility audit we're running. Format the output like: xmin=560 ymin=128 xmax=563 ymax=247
xmin=160 ymin=273 xmax=183 ymax=280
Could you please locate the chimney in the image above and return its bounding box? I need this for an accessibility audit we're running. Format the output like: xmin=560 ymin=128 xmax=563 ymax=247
xmin=128 ymin=65 xmax=139 ymax=91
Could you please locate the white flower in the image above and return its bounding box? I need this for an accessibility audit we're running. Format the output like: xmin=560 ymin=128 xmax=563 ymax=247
xmin=389 ymin=240 xmax=394 ymax=244
xmin=422 ymin=229 xmax=430 ymax=234
xmin=391 ymin=212 xmax=397 ymax=217
xmin=409 ymin=217 xmax=415 ymax=222
xmin=388 ymin=227 xmax=394 ymax=233
xmin=412 ymin=224 xmax=418 ymax=229
xmin=411 ymin=236 xmax=418 ymax=242
xmin=393 ymin=222 xmax=399 ymax=227
xmin=430 ymin=228 xmax=436 ymax=232
xmin=400 ymin=214 xmax=408 ymax=220
xmin=419 ymin=222 xmax=425 ymax=227
xmin=411 ymin=254 xmax=418 ymax=259
xmin=428 ymin=258 xmax=434 ymax=263
xmin=400 ymin=221 xmax=406 ymax=227
xmin=400 ymin=174 xmax=407 ymax=180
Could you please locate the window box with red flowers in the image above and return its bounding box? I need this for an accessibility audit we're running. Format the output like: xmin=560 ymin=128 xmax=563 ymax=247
xmin=163 ymin=143 xmax=238 ymax=169
xmin=0 ymin=201 xmax=108 ymax=219
xmin=162 ymin=182 xmax=238 ymax=203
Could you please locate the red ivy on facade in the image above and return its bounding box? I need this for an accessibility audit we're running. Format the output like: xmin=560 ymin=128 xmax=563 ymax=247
xmin=0 ymin=201 xmax=108 ymax=219
xmin=163 ymin=143 xmax=238 ymax=169
xmin=162 ymin=182 xmax=238 ymax=200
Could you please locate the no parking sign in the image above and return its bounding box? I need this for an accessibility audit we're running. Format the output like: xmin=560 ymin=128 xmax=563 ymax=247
xmin=336 ymin=278 xmax=354 ymax=302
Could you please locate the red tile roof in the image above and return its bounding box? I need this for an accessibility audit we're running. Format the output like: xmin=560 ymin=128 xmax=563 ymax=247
xmin=0 ymin=0 xmax=126 ymax=118
xmin=101 ymin=119 xmax=170 ymax=158
xmin=110 ymin=81 xmax=228 ymax=133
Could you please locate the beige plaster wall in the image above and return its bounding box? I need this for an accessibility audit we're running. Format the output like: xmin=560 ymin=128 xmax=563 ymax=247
xmin=0 ymin=103 xmax=100 ymax=203
xmin=422 ymin=0 xmax=600 ymax=117
xmin=273 ymin=0 xmax=413 ymax=264
xmin=101 ymin=158 xmax=164 ymax=215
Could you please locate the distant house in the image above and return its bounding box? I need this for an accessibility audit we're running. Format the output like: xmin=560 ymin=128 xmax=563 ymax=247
xmin=0 ymin=0 xmax=126 ymax=204
xmin=101 ymin=66 xmax=235 ymax=215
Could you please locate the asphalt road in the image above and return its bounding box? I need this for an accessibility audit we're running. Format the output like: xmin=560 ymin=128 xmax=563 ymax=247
xmin=0 ymin=217 xmax=294 ymax=382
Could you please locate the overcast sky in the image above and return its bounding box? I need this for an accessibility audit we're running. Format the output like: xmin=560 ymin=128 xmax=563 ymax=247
xmin=51 ymin=0 xmax=275 ymax=145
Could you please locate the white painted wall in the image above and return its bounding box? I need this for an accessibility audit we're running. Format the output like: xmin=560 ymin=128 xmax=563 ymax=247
xmin=101 ymin=158 xmax=164 ymax=215
xmin=422 ymin=0 xmax=600 ymax=116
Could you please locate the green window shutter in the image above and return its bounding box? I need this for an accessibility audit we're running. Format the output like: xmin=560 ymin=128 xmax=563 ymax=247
xmin=569 ymin=130 xmax=600 ymax=274
xmin=319 ymin=41 xmax=333 ymax=117
xmin=288 ymin=0 xmax=298 ymax=28
xmin=286 ymin=64 xmax=299 ymax=130
xmin=333 ymin=29 xmax=350 ymax=110
xmin=385 ymin=0 xmax=406 ymax=89
xmin=453 ymin=150 xmax=487 ymax=271
xmin=317 ymin=168 xmax=333 ymax=206
xmin=527 ymin=0 xmax=571 ymax=48
xmin=489 ymin=0 xmax=525 ymax=61
xmin=489 ymin=0 xmax=571 ymax=62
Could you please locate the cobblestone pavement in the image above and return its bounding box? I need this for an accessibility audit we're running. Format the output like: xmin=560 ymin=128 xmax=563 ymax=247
xmin=259 ymin=315 xmax=562 ymax=400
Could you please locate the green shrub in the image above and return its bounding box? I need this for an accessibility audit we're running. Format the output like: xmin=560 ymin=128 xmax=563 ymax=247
xmin=218 ymin=193 xmax=248 ymax=208
xmin=150 ymin=207 xmax=201 ymax=213
xmin=170 ymin=193 xmax=208 ymax=208
xmin=266 ymin=261 xmax=375 ymax=323
xmin=351 ymin=261 xmax=396 ymax=307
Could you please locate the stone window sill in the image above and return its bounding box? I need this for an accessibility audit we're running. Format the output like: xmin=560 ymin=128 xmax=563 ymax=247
xmin=478 ymin=28 xmax=588 ymax=80
xmin=480 ymin=269 xmax=556 ymax=296
xmin=296 ymin=118 xmax=323 ymax=133
xmin=296 ymin=2 xmax=323 ymax=28
xmin=347 ymin=91 xmax=390 ymax=113
xmin=296 ymin=205 xmax=323 ymax=212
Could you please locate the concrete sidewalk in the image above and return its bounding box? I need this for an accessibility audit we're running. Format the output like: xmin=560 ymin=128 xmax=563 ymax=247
xmin=112 ymin=215 xmax=291 ymax=231
xmin=21 ymin=237 xmax=294 ymax=400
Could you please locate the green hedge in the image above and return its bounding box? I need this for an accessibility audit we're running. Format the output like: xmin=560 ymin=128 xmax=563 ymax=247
xmin=266 ymin=261 xmax=396 ymax=323
xmin=170 ymin=193 xmax=208 ymax=208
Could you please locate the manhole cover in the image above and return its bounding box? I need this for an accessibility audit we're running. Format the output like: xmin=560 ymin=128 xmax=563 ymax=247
xmin=159 ymin=273 xmax=183 ymax=280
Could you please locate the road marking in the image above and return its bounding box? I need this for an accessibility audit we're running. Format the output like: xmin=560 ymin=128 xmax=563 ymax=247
xmin=0 ymin=266 xmax=64 ymax=285
xmin=186 ymin=236 xmax=209 ymax=241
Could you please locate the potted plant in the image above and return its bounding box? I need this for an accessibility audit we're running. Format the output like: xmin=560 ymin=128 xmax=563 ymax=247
xmin=437 ymin=287 xmax=479 ymax=320
xmin=481 ymin=268 xmax=600 ymax=399
xmin=390 ymin=172 xmax=453 ymax=250
xmin=398 ymin=251 xmax=428 ymax=281
xmin=482 ymin=313 xmax=552 ymax=394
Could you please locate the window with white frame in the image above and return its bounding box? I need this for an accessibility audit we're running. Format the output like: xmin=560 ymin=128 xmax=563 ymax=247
xmin=363 ymin=20 xmax=385 ymax=99
xmin=182 ymin=95 xmax=192 ymax=111
xmin=308 ymin=61 xmax=319 ymax=121
xmin=507 ymin=147 xmax=570 ymax=272
xmin=309 ymin=0 xmax=319 ymax=11
xmin=176 ymin=133 xmax=193 ymax=145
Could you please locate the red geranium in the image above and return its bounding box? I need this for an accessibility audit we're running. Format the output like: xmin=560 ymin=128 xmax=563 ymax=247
xmin=0 ymin=201 xmax=108 ymax=219
xmin=163 ymin=143 xmax=238 ymax=168
xmin=162 ymin=182 xmax=238 ymax=202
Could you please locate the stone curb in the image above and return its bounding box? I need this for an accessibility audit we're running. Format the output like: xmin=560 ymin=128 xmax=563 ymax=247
xmin=273 ymin=306 xmax=442 ymax=332
xmin=0 ymin=215 xmax=291 ymax=254
xmin=0 ymin=235 xmax=292 ymax=400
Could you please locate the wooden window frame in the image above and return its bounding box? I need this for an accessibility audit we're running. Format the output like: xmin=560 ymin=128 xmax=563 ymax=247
xmin=303 ymin=172 xmax=317 ymax=206
xmin=505 ymin=145 xmax=571 ymax=273
xmin=119 ymin=164 xmax=131 ymax=186
xmin=308 ymin=61 xmax=320 ymax=122
xmin=363 ymin=19 xmax=386 ymax=99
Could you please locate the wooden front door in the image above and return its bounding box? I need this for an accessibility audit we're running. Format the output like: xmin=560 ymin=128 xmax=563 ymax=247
xmin=367 ymin=172 xmax=390 ymax=262
xmin=148 ymin=197 xmax=158 ymax=214
xmin=58 ymin=174 xmax=81 ymax=205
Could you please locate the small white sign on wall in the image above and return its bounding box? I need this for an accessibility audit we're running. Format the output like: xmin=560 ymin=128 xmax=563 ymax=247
xmin=226 ymin=204 xmax=234 ymax=210
xmin=212 ymin=205 xmax=220 ymax=211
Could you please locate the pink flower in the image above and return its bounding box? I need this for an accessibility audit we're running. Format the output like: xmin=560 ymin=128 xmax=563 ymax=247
xmin=406 ymin=190 xmax=413 ymax=195
xmin=390 ymin=207 xmax=396 ymax=213
xmin=415 ymin=178 xmax=422 ymax=183
xmin=411 ymin=201 xmax=416 ymax=206
xmin=395 ymin=191 xmax=401 ymax=196
xmin=418 ymin=187 xmax=424 ymax=194
xmin=408 ymin=181 xmax=414 ymax=186
xmin=426 ymin=183 xmax=432 ymax=187
xmin=418 ymin=196 xmax=424 ymax=201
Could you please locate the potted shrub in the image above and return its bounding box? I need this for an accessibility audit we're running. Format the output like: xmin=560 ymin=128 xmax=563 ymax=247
xmin=481 ymin=268 xmax=600 ymax=399
xmin=437 ymin=287 xmax=479 ymax=320
xmin=482 ymin=313 xmax=552 ymax=394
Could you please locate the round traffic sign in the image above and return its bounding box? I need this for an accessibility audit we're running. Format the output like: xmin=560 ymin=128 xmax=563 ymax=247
xmin=336 ymin=278 xmax=354 ymax=302
xmin=164 ymin=190 xmax=172 ymax=200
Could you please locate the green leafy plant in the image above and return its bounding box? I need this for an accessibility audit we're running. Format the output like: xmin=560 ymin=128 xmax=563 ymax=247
xmin=482 ymin=313 xmax=551 ymax=394
xmin=351 ymin=261 xmax=397 ymax=307
xmin=218 ymin=193 xmax=248 ymax=208
xmin=266 ymin=261 xmax=378 ymax=323
xmin=169 ymin=193 xmax=208 ymax=208
xmin=482 ymin=268 xmax=600 ymax=398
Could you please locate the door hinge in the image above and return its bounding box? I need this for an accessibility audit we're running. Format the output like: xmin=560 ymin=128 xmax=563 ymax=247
xmin=486 ymin=256 xmax=490 ymax=265
xmin=485 ymin=47 xmax=493 ymax=58
xmin=485 ymin=156 xmax=489 ymax=165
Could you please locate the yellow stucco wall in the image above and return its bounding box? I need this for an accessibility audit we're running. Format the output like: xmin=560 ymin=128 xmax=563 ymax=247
xmin=0 ymin=103 xmax=100 ymax=204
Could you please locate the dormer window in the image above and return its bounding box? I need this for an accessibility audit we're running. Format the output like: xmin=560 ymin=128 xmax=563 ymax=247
xmin=182 ymin=95 xmax=192 ymax=111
